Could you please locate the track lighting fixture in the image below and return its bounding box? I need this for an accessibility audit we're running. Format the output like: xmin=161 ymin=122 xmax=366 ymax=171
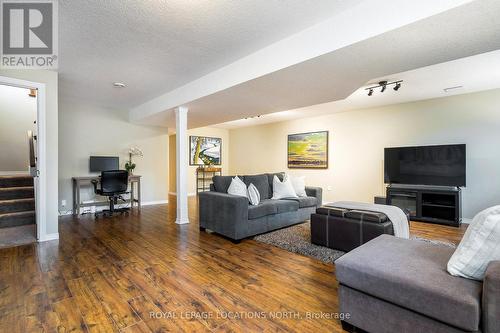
xmin=244 ymin=115 xmax=263 ymax=120
xmin=365 ymin=80 xmax=403 ymax=96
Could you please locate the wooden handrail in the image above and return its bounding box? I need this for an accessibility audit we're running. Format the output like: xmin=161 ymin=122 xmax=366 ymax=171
xmin=27 ymin=131 xmax=37 ymax=177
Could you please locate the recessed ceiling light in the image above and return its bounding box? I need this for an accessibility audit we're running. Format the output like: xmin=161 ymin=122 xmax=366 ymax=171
xmin=113 ymin=82 xmax=126 ymax=88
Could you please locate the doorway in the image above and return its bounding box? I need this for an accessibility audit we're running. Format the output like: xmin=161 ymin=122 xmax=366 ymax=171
xmin=0 ymin=77 xmax=46 ymax=247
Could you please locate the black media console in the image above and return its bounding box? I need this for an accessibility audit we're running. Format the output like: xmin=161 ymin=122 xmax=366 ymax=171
xmin=386 ymin=185 xmax=462 ymax=227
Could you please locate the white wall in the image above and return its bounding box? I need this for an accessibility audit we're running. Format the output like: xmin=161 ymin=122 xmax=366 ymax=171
xmin=58 ymin=100 xmax=169 ymax=212
xmin=0 ymin=70 xmax=59 ymax=235
xmin=0 ymin=85 xmax=37 ymax=172
xmin=228 ymin=89 xmax=500 ymax=219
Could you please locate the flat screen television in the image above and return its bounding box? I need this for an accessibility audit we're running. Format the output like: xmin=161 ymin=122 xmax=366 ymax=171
xmin=384 ymin=144 xmax=466 ymax=187
xmin=89 ymin=156 xmax=119 ymax=172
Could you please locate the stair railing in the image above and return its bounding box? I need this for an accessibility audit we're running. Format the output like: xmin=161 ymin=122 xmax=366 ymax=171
xmin=27 ymin=130 xmax=38 ymax=177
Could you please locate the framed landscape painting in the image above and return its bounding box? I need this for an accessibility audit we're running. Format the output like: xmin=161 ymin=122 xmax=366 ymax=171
xmin=288 ymin=131 xmax=328 ymax=169
xmin=189 ymin=136 xmax=222 ymax=165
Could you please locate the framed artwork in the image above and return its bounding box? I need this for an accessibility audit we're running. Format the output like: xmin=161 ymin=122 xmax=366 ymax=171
xmin=287 ymin=131 xmax=328 ymax=169
xmin=189 ymin=136 xmax=222 ymax=165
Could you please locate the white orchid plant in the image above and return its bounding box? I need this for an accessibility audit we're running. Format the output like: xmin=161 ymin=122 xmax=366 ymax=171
xmin=125 ymin=147 xmax=143 ymax=174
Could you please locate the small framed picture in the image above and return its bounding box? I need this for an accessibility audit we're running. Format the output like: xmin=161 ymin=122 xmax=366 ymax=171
xmin=189 ymin=136 xmax=222 ymax=166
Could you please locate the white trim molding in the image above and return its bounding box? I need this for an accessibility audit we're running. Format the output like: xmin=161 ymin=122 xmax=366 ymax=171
xmin=168 ymin=192 xmax=197 ymax=197
xmin=39 ymin=232 xmax=59 ymax=242
xmin=142 ymin=200 xmax=169 ymax=206
xmin=0 ymin=75 xmax=49 ymax=242
xmin=58 ymin=200 xmax=169 ymax=216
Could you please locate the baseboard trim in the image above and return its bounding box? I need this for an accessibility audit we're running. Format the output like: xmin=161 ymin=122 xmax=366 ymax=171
xmin=39 ymin=232 xmax=59 ymax=242
xmin=461 ymin=218 xmax=472 ymax=224
xmin=142 ymin=200 xmax=168 ymax=206
xmin=175 ymin=218 xmax=190 ymax=225
xmin=169 ymin=192 xmax=197 ymax=197
xmin=58 ymin=200 xmax=169 ymax=216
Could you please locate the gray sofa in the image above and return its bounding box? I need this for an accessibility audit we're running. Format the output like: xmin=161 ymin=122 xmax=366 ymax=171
xmin=198 ymin=172 xmax=322 ymax=242
xmin=336 ymin=234 xmax=500 ymax=333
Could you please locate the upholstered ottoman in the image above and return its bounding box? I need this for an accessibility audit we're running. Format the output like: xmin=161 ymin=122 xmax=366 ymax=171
xmin=310 ymin=206 xmax=394 ymax=252
xmin=335 ymin=235 xmax=495 ymax=333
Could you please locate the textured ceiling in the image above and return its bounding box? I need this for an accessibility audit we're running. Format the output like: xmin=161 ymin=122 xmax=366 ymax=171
xmin=58 ymin=0 xmax=361 ymax=108
xmin=137 ymin=0 xmax=500 ymax=129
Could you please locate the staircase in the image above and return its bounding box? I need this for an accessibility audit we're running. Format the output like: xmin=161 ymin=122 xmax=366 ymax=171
xmin=0 ymin=175 xmax=35 ymax=228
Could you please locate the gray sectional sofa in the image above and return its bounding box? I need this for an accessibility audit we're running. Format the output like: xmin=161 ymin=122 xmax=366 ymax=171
xmin=198 ymin=172 xmax=322 ymax=242
xmin=336 ymin=234 xmax=500 ymax=333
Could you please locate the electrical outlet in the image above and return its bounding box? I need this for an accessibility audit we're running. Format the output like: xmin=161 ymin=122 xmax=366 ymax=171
xmin=327 ymin=186 xmax=333 ymax=191
xmin=61 ymin=199 xmax=66 ymax=207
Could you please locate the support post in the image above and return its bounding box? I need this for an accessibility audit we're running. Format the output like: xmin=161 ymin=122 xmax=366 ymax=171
xmin=175 ymin=106 xmax=189 ymax=224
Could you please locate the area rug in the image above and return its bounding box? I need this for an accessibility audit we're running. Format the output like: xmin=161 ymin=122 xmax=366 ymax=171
xmin=253 ymin=222 xmax=456 ymax=264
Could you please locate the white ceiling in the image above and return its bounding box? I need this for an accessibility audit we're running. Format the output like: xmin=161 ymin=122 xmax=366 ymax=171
xmin=58 ymin=0 xmax=361 ymax=108
xmin=216 ymin=49 xmax=500 ymax=129
xmin=132 ymin=0 xmax=500 ymax=129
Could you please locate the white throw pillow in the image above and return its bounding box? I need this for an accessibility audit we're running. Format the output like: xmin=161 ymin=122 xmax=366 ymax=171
xmin=447 ymin=205 xmax=500 ymax=280
xmin=227 ymin=176 xmax=248 ymax=198
xmin=289 ymin=175 xmax=307 ymax=197
xmin=271 ymin=175 xmax=298 ymax=199
xmin=247 ymin=183 xmax=260 ymax=205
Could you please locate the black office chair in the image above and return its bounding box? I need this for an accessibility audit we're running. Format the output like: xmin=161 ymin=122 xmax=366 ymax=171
xmin=91 ymin=170 xmax=130 ymax=217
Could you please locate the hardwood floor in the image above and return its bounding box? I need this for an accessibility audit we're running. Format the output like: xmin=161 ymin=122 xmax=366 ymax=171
xmin=0 ymin=197 xmax=467 ymax=332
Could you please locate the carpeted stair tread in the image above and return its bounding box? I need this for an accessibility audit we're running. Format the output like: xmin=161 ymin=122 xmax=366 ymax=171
xmin=0 ymin=210 xmax=35 ymax=228
xmin=0 ymin=186 xmax=35 ymax=200
xmin=0 ymin=198 xmax=35 ymax=214
xmin=0 ymin=175 xmax=33 ymax=188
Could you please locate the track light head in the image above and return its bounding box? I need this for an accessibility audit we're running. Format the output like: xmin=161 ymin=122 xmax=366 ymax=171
xmin=394 ymin=82 xmax=401 ymax=91
xmin=379 ymin=81 xmax=388 ymax=93
xmin=368 ymin=89 xmax=373 ymax=96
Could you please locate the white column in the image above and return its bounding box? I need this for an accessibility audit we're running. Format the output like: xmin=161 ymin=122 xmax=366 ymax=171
xmin=175 ymin=106 xmax=189 ymax=224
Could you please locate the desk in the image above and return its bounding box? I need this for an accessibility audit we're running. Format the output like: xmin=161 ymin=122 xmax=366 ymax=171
xmin=72 ymin=175 xmax=141 ymax=215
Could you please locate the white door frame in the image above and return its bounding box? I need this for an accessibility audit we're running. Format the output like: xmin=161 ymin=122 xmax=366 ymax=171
xmin=0 ymin=75 xmax=47 ymax=241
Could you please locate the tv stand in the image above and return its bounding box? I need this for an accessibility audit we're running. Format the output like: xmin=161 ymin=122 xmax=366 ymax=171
xmin=386 ymin=185 xmax=461 ymax=227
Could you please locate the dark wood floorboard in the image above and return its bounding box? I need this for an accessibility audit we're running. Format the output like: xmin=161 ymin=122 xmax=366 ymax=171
xmin=0 ymin=196 xmax=467 ymax=332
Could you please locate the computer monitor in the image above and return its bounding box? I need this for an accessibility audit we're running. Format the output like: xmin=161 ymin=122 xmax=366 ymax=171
xmin=89 ymin=156 xmax=119 ymax=172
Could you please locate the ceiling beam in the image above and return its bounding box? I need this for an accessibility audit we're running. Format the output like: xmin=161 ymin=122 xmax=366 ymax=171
xmin=129 ymin=0 xmax=473 ymax=124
